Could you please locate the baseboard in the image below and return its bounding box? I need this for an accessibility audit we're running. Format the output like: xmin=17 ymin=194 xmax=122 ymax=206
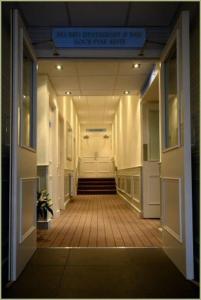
xmin=64 ymin=197 xmax=71 ymax=208
xmin=54 ymin=210 xmax=60 ymax=218
xmin=117 ymin=190 xmax=141 ymax=217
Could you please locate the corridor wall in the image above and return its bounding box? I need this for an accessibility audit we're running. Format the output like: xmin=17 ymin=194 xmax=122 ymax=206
xmin=57 ymin=95 xmax=80 ymax=198
xmin=37 ymin=76 xmax=80 ymax=215
xmin=113 ymin=95 xmax=142 ymax=214
xmin=114 ymin=95 xmax=141 ymax=169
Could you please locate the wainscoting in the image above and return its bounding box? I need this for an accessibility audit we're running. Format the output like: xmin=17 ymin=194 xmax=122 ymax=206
xmin=116 ymin=167 xmax=142 ymax=215
xmin=79 ymin=157 xmax=115 ymax=178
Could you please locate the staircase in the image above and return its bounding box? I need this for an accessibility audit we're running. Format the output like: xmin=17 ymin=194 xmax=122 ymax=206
xmin=77 ymin=178 xmax=116 ymax=195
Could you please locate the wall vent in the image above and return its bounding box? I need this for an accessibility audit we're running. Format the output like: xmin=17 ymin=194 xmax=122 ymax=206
xmin=86 ymin=128 xmax=107 ymax=132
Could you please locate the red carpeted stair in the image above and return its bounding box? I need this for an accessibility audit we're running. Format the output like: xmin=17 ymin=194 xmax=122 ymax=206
xmin=77 ymin=178 xmax=116 ymax=195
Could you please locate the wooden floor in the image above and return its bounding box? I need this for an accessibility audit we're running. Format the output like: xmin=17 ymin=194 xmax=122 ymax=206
xmin=37 ymin=195 xmax=162 ymax=248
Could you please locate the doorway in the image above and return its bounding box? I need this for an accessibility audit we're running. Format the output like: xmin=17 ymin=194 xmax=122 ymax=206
xmin=7 ymin=7 xmax=196 ymax=286
xmin=36 ymin=58 xmax=162 ymax=249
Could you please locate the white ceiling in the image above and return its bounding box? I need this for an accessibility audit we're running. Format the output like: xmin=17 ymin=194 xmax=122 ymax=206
xmin=73 ymin=96 xmax=120 ymax=125
xmin=38 ymin=59 xmax=154 ymax=124
xmin=38 ymin=59 xmax=153 ymax=96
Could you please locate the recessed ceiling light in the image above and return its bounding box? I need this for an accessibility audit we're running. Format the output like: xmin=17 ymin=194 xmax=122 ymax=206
xmin=124 ymin=90 xmax=129 ymax=95
xmin=65 ymin=91 xmax=72 ymax=95
xmin=133 ymin=63 xmax=141 ymax=69
xmin=56 ymin=64 xmax=63 ymax=70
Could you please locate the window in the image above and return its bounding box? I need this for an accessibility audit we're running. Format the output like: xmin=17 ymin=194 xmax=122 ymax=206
xmin=164 ymin=41 xmax=179 ymax=149
xmin=21 ymin=41 xmax=34 ymax=148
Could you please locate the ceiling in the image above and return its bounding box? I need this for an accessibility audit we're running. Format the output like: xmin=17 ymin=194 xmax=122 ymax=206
xmin=15 ymin=2 xmax=181 ymax=58
xmin=19 ymin=2 xmax=180 ymax=27
xmin=38 ymin=59 xmax=154 ymax=124
xmin=142 ymin=75 xmax=159 ymax=103
xmin=38 ymin=59 xmax=154 ymax=96
xmin=73 ymin=96 xmax=120 ymax=125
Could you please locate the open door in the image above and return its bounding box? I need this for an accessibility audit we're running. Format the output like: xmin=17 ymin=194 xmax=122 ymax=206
xmin=159 ymin=11 xmax=194 ymax=279
xmin=10 ymin=10 xmax=37 ymax=280
xmin=141 ymin=75 xmax=160 ymax=219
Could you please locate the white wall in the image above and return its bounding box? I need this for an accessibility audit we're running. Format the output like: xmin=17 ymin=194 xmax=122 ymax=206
xmin=80 ymin=124 xmax=112 ymax=158
xmin=113 ymin=95 xmax=142 ymax=169
xmin=57 ymin=95 xmax=79 ymax=171
xmin=37 ymin=76 xmax=80 ymax=214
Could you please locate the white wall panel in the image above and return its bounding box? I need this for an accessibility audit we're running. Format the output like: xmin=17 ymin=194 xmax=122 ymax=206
xmin=20 ymin=178 xmax=37 ymax=243
xmin=162 ymin=177 xmax=182 ymax=242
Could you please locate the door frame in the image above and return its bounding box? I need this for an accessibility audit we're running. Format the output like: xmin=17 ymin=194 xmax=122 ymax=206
xmin=8 ymin=9 xmax=194 ymax=281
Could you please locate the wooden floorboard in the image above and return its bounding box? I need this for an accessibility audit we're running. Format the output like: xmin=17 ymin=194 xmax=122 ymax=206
xmin=37 ymin=195 xmax=162 ymax=248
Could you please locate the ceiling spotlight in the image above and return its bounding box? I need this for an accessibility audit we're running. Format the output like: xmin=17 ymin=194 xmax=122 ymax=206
xmin=56 ymin=64 xmax=63 ymax=70
xmin=65 ymin=91 xmax=72 ymax=95
xmin=124 ymin=90 xmax=129 ymax=95
xmin=133 ymin=63 xmax=141 ymax=69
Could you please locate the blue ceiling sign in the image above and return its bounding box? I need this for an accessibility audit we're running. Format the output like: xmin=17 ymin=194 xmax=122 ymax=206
xmin=52 ymin=27 xmax=146 ymax=49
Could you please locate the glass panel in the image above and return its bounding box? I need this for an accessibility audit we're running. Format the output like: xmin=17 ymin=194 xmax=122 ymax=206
xmin=164 ymin=41 xmax=179 ymax=148
xmin=21 ymin=41 xmax=34 ymax=147
xmin=149 ymin=110 xmax=159 ymax=160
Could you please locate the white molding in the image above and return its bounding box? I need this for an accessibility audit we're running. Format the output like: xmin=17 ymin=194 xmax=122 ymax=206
xmin=54 ymin=210 xmax=60 ymax=218
xmin=163 ymin=225 xmax=182 ymax=244
xmin=20 ymin=226 xmax=36 ymax=243
xmin=64 ymin=197 xmax=71 ymax=208
xmin=19 ymin=177 xmax=37 ymax=244
xmin=161 ymin=177 xmax=182 ymax=243
xmin=148 ymin=175 xmax=160 ymax=205
xmin=117 ymin=191 xmax=141 ymax=214
xmin=132 ymin=197 xmax=140 ymax=204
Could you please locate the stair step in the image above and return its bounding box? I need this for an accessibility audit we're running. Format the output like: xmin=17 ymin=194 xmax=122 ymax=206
xmin=78 ymin=188 xmax=116 ymax=191
xmin=78 ymin=178 xmax=115 ymax=182
xmin=78 ymin=184 xmax=116 ymax=189
xmin=77 ymin=190 xmax=117 ymax=195
xmin=77 ymin=178 xmax=116 ymax=195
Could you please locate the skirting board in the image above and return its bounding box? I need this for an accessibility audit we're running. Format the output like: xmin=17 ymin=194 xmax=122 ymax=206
xmin=117 ymin=190 xmax=141 ymax=217
xmin=64 ymin=197 xmax=71 ymax=209
xmin=54 ymin=210 xmax=60 ymax=218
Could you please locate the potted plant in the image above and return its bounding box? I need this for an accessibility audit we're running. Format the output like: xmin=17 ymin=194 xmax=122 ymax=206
xmin=37 ymin=189 xmax=53 ymax=229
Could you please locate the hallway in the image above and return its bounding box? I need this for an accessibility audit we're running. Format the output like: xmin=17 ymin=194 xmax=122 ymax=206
xmin=2 ymin=1 xmax=199 ymax=292
xmin=37 ymin=195 xmax=161 ymax=248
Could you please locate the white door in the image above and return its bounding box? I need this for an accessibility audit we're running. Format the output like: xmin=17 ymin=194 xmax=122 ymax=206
xmin=58 ymin=116 xmax=65 ymax=209
xmin=160 ymin=11 xmax=194 ymax=279
xmin=11 ymin=10 xmax=37 ymax=280
xmin=142 ymin=102 xmax=160 ymax=218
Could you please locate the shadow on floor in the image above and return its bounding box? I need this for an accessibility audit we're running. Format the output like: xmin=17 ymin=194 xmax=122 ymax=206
xmin=3 ymin=248 xmax=199 ymax=298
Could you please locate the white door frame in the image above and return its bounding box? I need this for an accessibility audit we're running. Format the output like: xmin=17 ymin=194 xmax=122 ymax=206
xmin=9 ymin=9 xmax=194 ymax=282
